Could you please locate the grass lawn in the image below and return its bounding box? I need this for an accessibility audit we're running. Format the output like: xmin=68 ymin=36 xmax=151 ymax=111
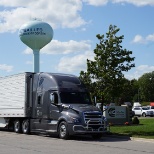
xmin=110 ymin=118 xmax=154 ymax=139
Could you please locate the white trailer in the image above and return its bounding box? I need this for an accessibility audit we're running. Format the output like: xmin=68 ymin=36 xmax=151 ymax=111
xmin=0 ymin=73 xmax=27 ymax=127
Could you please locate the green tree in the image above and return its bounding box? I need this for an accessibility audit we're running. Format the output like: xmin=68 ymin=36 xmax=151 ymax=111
xmin=130 ymin=79 xmax=139 ymax=102
xmin=138 ymin=71 xmax=154 ymax=102
xmin=79 ymin=71 xmax=99 ymax=102
xmin=80 ymin=25 xmax=135 ymax=104
xmin=119 ymin=78 xmax=132 ymax=102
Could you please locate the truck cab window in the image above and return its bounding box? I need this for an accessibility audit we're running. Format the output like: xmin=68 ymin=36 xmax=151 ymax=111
xmin=50 ymin=93 xmax=58 ymax=105
xmin=60 ymin=92 xmax=91 ymax=104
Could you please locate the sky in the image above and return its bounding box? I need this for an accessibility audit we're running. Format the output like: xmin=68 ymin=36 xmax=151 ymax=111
xmin=0 ymin=0 xmax=154 ymax=80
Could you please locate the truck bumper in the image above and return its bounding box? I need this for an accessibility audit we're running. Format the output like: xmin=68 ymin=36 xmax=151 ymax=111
xmin=68 ymin=123 xmax=110 ymax=135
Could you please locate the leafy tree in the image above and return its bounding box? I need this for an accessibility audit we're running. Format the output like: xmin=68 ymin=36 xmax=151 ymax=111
xmin=79 ymin=71 xmax=100 ymax=102
xmin=80 ymin=25 xmax=135 ymax=104
xmin=119 ymin=78 xmax=132 ymax=102
xmin=138 ymin=71 xmax=154 ymax=102
xmin=130 ymin=79 xmax=139 ymax=102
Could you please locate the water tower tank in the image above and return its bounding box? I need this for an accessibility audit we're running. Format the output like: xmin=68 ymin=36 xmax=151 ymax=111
xmin=19 ymin=19 xmax=53 ymax=73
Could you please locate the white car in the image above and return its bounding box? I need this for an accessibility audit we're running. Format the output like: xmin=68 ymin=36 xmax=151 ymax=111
xmin=132 ymin=106 xmax=153 ymax=117
xmin=147 ymin=106 xmax=154 ymax=114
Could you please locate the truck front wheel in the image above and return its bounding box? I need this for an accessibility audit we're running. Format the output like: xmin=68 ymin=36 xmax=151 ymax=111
xmin=14 ymin=120 xmax=21 ymax=133
xmin=58 ymin=121 xmax=69 ymax=139
xmin=22 ymin=119 xmax=30 ymax=134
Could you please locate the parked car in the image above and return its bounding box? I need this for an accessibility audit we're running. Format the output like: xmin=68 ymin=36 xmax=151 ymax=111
xmin=132 ymin=106 xmax=153 ymax=117
xmin=147 ymin=106 xmax=154 ymax=114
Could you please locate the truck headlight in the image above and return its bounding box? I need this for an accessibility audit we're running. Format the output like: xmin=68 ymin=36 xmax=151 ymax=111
xmin=70 ymin=117 xmax=80 ymax=123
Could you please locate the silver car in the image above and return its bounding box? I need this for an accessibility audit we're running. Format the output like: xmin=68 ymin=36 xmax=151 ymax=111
xmin=132 ymin=106 xmax=153 ymax=117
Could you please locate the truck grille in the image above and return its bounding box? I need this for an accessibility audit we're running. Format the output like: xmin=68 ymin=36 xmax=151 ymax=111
xmin=83 ymin=111 xmax=103 ymax=130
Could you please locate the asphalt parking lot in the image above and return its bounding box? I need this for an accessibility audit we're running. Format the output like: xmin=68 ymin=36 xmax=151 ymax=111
xmin=0 ymin=130 xmax=153 ymax=154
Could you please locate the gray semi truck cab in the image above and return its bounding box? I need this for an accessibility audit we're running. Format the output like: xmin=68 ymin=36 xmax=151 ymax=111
xmin=0 ymin=72 xmax=109 ymax=139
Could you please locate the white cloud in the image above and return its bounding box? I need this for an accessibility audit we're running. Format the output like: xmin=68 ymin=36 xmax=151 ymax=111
xmin=23 ymin=39 xmax=92 ymax=55
xmin=0 ymin=8 xmax=33 ymax=33
xmin=132 ymin=35 xmax=146 ymax=44
xmin=0 ymin=0 xmax=153 ymax=33
xmin=83 ymin=0 xmax=154 ymax=6
xmin=23 ymin=48 xmax=32 ymax=54
xmin=113 ymin=0 xmax=154 ymax=6
xmin=0 ymin=0 xmax=86 ymax=33
xmin=23 ymin=39 xmax=93 ymax=74
xmin=56 ymin=51 xmax=94 ymax=73
xmin=146 ymin=34 xmax=154 ymax=41
xmin=43 ymin=40 xmax=91 ymax=54
xmin=132 ymin=34 xmax=154 ymax=44
xmin=83 ymin=0 xmax=108 ymax=6
xmin=125 ymin=65 xmax=154 ymax=79
xmin=0 ymin=64 xmax=13 ymax=72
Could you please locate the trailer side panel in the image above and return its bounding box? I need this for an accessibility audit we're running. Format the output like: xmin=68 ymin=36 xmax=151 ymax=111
xmin=0 ymin=73 xmax=26 ymax=117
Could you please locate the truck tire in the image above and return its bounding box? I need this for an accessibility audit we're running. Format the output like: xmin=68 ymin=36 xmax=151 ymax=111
xmin=14 ymin=120 xmax=21 ymax=133
xmin=22 ymin=119 xmax=30 ymax=134
xmin=91 ymin=134 xmax=103 ymax=140
xmin=142 ymin=113 xmax=146 ymax=117
xmin=58 ymin=121 xmax=69 ymax=139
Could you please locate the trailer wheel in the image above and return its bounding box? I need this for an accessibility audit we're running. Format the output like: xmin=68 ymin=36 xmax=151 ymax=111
xmin=22 ymin=119 xmax=30 ymax=134
xmin=14 ymin=120 xmax=21 ymax=133
xmin=58 ymin=121 xmax=69 ymax=139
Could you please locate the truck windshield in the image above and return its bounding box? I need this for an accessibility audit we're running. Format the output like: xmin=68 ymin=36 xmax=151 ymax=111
xmin=60 ymin=92 xmax=92 ymax=104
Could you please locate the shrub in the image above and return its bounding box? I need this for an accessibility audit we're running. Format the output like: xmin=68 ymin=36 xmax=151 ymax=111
xmin=132 ymin=116 xmax=139 ymax=124
xmin=109 ymin=122 xmax=114 ymax=126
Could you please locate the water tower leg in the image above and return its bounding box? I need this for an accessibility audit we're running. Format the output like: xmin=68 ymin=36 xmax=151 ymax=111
xmin=33 ymin=50 xmax=40 ymax=73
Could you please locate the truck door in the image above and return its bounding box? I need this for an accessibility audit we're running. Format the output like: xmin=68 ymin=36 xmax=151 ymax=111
xmin=49 ymin=92 xmax=61 ymax=130
xmin=36 ymin=93 xmax=43 ymax=118
xmin=33 ymin=93 xmax=44 ymax=131
xmin=33 ymin=77 xmax=45 ymax=132
xmin=34 ymin=95 xmax=49 ymax=132
xmin=36 ymin=76 xmax=44 ymax=119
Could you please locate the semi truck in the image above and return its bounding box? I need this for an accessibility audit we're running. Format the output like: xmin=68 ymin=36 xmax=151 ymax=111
xmin=0 ymin=72 xmax=109 ymax=139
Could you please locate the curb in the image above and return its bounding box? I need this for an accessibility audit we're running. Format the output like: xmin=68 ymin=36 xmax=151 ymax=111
xmin=130 ymin=137 xmax=154 ymax=143
xmin=105 ymin=134 xmax=154 ymax=143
